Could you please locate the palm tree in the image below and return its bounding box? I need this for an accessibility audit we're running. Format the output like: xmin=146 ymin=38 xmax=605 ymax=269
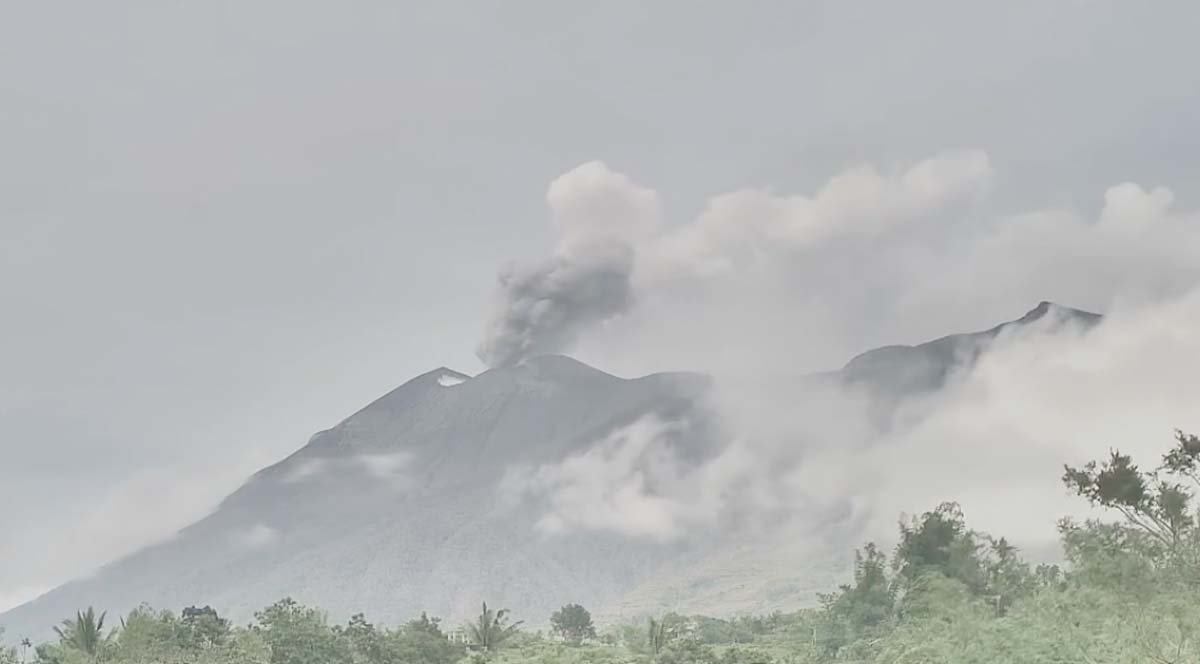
xmin=466 ymin=602 xmax=522 ymax=652
xmin=54 ymin=607 xmax=112 ymax=661
xmin=19 ymin=638 xmax=31 ymax=664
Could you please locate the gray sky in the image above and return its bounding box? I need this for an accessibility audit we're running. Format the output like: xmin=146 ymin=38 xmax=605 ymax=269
xmin=2 ymin=0 xmax=1199 ymax=610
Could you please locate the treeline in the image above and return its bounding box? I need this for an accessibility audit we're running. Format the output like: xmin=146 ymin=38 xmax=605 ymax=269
xmin=5 ymin=431 xmax=1200 ymax=664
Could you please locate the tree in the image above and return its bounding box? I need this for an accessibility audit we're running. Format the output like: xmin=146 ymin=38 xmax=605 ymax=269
xmin=1064 ymin=431 xmax=1200 ymax=563
xmin=109 ymin=605 xmax=179 ymax=662
xmin=647 ymin=617 xmax=672 ymax=663
xmin=894 ymin=502 xmax=988 ymax=594
xmin=1161 ymin=430 xmax=1200 ymax=484
xmin=0 ymin=629 xmax=16 ymax=664
xmin=181 ymin=605 xmax=231 ymax=647
xmin=253 ymin=598 xmax=349 ymax=664
xmin=1064 ymin=450 xmax=1191 ymax=548
xmin=657 ymin=638 xmax=717 ymax=664
xmin=817 ymin=542 xmax=895 ymax=654
xmin=981 ymin=536 xmax=1035 ymax=615
xmin=53 ymin=608 xmax=112 ymax=661
xmin=404 ymin=612 xmax=444 ymax=638
xmin=549 ymin=604 xmax=596 ymax=645
xmin=466 ymin=602 xmax=521 ymax=652
xmin=388 ymin=615 xmax=463 ymax=664
xmin=334 ymin=613 xmax=383 ymax=664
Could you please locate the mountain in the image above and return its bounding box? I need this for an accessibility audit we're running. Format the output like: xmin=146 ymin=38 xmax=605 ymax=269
xmin=841 ymin=300 xmax=1101 ymax=394
xmin=0 ymin=302 xmax=1101 ymax=641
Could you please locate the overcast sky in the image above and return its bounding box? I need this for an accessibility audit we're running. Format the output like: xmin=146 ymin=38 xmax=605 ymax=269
xmin=2 ymin=0 xmax=1199 ymax=610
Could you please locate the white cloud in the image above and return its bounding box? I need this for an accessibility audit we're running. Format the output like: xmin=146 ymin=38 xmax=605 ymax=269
xmin=1099 ymin=182 xmax=1175 ymax=232
xmin=502 ymin=415 xmax=713 ymax=539
xmin=645 ymin=150 xmax=993 ymax=281
xmin=282 ymin=458 xmax=327 ymax=483
xmin=235 ymin=524 xmax=280 ymax=550
xmin=848 ymin=294 xmax=1200 ymax=545
xmin=485 ymin=153 xmax=1200 ymax=549
xmin=547 ymin=161 xmax=662 ymax=251
xmin=478 ymin=151 xmax=1000 ymax=369
xmin=4 ymin=452 xmax=271 ymax=606
xmin=355 ymin=452 xmax=413 ymax=482
xmin=510 ymin=293 xmax=1200 ymax=555
xmin=525 ymin=155 xmax=1200 ymax=378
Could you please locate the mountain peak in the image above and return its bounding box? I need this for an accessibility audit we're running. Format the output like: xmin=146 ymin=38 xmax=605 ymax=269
xmin=1011 ymin=300 xmax=1102 ymax=328
xmin=479 ymin=354 xmax=620 ymax=384
xmin=840 ymin=301 xmax=1103 ymax=393
xmin=523 ymin=353 xmax=611 ymax=374
xmin=431 ymin=367 xmax=471 ymax=387
xmin=1023 ymin=300 xmax=1055 ymax=320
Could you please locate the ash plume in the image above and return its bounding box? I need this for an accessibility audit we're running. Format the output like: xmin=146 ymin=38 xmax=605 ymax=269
xmin=477 ymin=241 xmax=636 ymax=368
xmin=477 ymin=161 xmax=660 ymax=367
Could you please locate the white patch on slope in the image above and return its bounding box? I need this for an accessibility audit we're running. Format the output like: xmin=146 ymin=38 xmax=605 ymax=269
xmin=235 ymin=524 xmax=279 ymax=549
xmin=437 ymin=372 xmax=466 ymax=387
xmin=282 ymin=458 xmax=326 ymax=483
xmin=356 ymin=452 xmax=413 ymax=481
xmin=503 ymin=415 xmax=703 ymax=540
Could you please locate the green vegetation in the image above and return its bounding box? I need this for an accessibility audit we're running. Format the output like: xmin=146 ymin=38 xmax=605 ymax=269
xmin=549 ymin=605 xmax=595 ymax=646
xmin=466 ymin=602 xmax=523 ymax=654
xmin=10 ymin=431 xmax=1200 ymax=663
xmin=51 ymin=608 xmax=112 ymax=662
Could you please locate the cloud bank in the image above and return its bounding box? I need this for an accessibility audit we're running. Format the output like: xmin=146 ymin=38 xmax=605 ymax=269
xmin=508 ymin=297 xmax=1200 ymax=553
xmin=480 ymin=151 xmax=1200 ymax=378
xmin=488 ymin=152 xmax=1200 ymax=552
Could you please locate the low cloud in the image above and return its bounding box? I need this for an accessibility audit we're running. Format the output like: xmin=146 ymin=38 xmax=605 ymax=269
xmin=282 ymin=458 xmax=327 ymax=483
xmin=355 ymin=452 xmax=413 ymax=482
xmin=235 ymin=524 xmax=280 ymax=550
xmin=0 ymin=450 xmax=271 ymax=612
xmin=509 ymin=294 xmax=1200 ymax=553
xmin=502 ymin=415 xmax=704 ymax=539
xmin=279 ymin=453 xmax=415 ymax=486
xmin=487 ymin=154 xmax=1200 ymax=550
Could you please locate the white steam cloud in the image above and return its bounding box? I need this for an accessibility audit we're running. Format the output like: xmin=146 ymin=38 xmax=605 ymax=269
xmin=510 ymin=299 xmax=1200 ymax=552
xmin=502 ymin=415 xmax=694 ymax=539
xmin=480 ymin=151 xmax=1200 ymax=377
xmin=476 ymin=150 xmax=996 ymax=370
xmin=488 ymin=151 xmax=1200 ymax=552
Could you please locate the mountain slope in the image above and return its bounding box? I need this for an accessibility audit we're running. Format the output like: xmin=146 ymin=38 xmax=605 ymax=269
xmin=1 ymin=357 xmax=714 ymax=641
xmin=841 ymin=300 xmax=1101 ymax=394
xmin=0 ymin=303 xmax=1101 ymax=641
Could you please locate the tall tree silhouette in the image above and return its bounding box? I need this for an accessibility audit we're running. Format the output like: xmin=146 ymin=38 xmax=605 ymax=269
xmin=466 ymin=602 xmax=522 ymax=652
xmin=53 ymin=607 xmax=112 ymax=661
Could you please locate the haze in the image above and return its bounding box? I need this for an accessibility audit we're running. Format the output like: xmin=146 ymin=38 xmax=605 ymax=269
xmin=2 ymin=0 xmax=1199 ymax=613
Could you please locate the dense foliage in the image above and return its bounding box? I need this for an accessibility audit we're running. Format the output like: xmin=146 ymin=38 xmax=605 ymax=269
xmin=549 ymin=605 xmax=595 ymax=646
xmin=8 ymin=431 xmax=1200 ymax=663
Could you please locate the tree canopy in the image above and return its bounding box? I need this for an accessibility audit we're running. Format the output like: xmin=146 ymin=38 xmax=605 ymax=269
xmin=549 ymin=604 xmax=596 ymax=646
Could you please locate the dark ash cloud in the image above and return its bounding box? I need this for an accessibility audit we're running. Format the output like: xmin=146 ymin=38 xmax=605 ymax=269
xmin=477 ymin=242 xmax=635 ymax=367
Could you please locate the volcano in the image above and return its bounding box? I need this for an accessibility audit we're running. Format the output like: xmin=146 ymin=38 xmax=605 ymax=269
xmin=0 ymin=303 xmax=1101 ymax=641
